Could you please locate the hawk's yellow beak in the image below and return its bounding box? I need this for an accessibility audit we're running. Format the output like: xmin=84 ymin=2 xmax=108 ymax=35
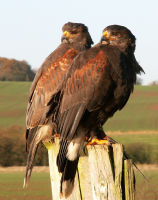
xmin=64 ymin=31 xmax=74 ymax=38
xmin=103 ymin=31 xmax=115 ymax=41
xmin=101 ymin=31 xmax=110 ymax=43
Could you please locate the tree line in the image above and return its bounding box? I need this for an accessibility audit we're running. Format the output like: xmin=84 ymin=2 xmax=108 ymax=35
xmin=0 ymin=57 xmax=35 ymax=81
xmin=1 ymin=57 xmax=158 ymax=85
xmin=0 ymin=125 xmax=157 ymax=167
xmin=0 ymin=126 xmax=48 ymax=167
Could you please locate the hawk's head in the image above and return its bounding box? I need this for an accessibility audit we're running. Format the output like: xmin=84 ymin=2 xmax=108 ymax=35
xmin=61 ymin=22 xmax=94 ymax=49
xmin=101 ymin=25 xmax=136 ymax=54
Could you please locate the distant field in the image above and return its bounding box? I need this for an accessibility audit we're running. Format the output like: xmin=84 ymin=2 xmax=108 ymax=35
xmin=103 ymin=85 xmax=158 ymax=131
xmin=1 ymin=82 xmax=158 ymax=199
xmin=106 ymin=131 xmax=158 ymax=145
xmin=0 ymin=81 xmax=32 ymax=128
xmin=0 ymin=172 xmax=51 ymax=200
xmin=0 ymin=170 xmax=157 ymax=200
xmin=106 ymin=132 xmax=158 ymax=163
xmin=0 ymin=82 xmax=158 ymax=131
xmin=135 ymin=170 xmax=158 ymax=199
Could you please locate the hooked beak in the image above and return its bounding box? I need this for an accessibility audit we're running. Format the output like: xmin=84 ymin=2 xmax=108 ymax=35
xmin=61 ymin=34 xmax=68 ymax=42
xmin=61 ymin=31 xmax=74 ymax=42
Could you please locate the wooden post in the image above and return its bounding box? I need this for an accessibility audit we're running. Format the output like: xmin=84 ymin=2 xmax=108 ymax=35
xmin=45 ymin=138 xmax=135 ymax=200
xmin=44 ymin=139 xmax=61 ymax=199
xmin=87 ymin=144 xmax=135 ymax=200
xmin=124 ymin=159 xmax=135 ymax=200
xmin=44 ymin=138 xmax=81 ymax=200
xmin=78 ymin=157 xmax=93 ymax=199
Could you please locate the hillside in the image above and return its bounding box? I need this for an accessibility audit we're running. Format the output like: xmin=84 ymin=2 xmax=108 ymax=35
xmin=0 ymin=82 xmax=158 ymax=131
xmin=0 ymin=81 xmax=31 ymax=128
xmin=104 ymin=85 xmax=158 ymax=131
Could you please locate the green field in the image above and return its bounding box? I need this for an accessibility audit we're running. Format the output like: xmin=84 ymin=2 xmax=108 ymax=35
xmin=0 ymin=171 xmax=157 ymax=200
xmin=0 ymin=173 xmax=51 ymax=200
xmin=106 ymin=133 xmax=158 ymax=164
xmin=0 ymin=82 xmax=158 ymax=199
xmin=103 ymin=86 xmax=158 ymax=131
xmin=135 ymin=170 xmax=158 ymax=199
xmin=107 ymin=132 xmax=158 ymax=146
xmin=0 ymin=82 xmax=158 ymax=131
xmin=0 ymin=81 xmax=31 ymax=128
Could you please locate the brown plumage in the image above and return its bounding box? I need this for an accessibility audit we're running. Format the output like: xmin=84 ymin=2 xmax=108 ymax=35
xmin=24 ymin=22 xmax=93 ymax=187
xmin=47 ymin=25 xmax=144 ymax=198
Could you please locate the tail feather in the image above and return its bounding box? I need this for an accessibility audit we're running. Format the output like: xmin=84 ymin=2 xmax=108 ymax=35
xmin=24 ymin=121 xmax=54 ymax=188
xmin=23 ymin=136 xmax=39 ymax=188
xmin=57 ymin=139 xmax=69 ymax=173
xmin=60 ymin=158 xmax=79 ymax=199
xmin=57 ymin=137 xmax=82 ymax=199
xmin=26 ymin=127 xmax=38 ymax=152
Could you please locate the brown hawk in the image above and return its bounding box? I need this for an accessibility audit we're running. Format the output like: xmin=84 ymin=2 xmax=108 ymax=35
xmin=46 ymin=25 xmax=144 ymax=198
xmin=24 ymin=22 xmax=93 ymax=187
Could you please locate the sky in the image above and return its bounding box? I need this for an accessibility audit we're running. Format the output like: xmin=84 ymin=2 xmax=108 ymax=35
xmin=0 ymin=0 xmax=158 ymax=85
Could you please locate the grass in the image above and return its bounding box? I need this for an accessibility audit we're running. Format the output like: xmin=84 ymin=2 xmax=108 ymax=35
xmin=107 ymin=132 xmax=158 ymax=145
xmin=135 ymin=170 xmax=158 ymax=199
xmin=0 ymin=82 xmax=158 ymax=199
xmin=106 ymin=133 xmax=158 ymax=164
xmin=103 ymin=85 xmax=158 ymax=131
xmin=0 ymin=173 xmax=51 ymax=200
xmin=0 ymin=171 xmax=157 ymax=200
xmin=0 ymin=81 xmax=32 ymax=127
xmin=0 ymin=82 xmax=158 ymax=131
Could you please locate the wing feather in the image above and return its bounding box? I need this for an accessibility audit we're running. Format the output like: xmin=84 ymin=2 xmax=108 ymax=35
xmin=26 ymin=45 xmax=78 ymax=129
xmin=54 ymin=50 xmax=108 ymax=141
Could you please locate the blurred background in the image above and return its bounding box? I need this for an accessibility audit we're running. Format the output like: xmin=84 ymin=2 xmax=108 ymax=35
xmin=0 ymin=0 xmax=158 ymax=199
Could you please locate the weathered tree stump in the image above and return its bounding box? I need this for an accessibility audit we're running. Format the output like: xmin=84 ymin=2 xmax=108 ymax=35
xmin=44 ymin=138 xmax=135 ymax=200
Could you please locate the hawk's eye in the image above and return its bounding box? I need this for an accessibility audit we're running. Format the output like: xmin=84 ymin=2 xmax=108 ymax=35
xmin=72 ymin=31 xmax=77 ymax=34
xmin=113 ymin=32 xmax=119 ymax=37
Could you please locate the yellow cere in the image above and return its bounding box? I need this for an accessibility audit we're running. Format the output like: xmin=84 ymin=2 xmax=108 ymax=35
xmin=64 ymin=31 xmax=67 ymax=36
xmin=103 ymin=31 xmax=108 ymax=37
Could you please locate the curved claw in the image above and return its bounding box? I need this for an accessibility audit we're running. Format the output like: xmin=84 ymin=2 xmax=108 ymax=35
xmin=83 ymin=145 xmax=88 ymax=156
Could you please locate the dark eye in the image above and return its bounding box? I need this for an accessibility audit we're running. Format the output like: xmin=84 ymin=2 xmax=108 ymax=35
xmin=113 ymin=32 xmax=119 ymax=37
xmin=72 ymin=31 xmax=77 ymax=34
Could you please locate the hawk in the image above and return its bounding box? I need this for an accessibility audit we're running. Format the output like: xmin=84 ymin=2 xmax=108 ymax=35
xmin=47 ymin=25 xmax=144 ymax=198
xmin=24 ymin=22 xmax=93 ymax=187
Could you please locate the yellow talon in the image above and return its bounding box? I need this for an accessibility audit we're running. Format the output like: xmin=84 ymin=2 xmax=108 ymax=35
xmin=86 ymin=138 xmax=110 ymax=147
xmin=54 ymin=133 xmax=59 ymax=138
